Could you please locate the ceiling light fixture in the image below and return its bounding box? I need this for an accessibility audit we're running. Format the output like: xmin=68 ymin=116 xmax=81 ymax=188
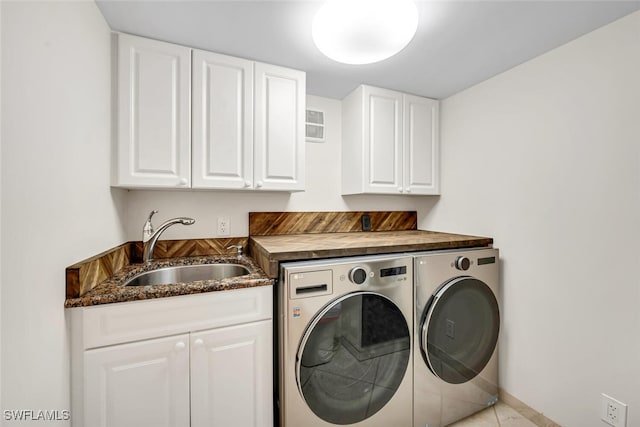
xmin=312 ymin=0 xmax=419 ymax=65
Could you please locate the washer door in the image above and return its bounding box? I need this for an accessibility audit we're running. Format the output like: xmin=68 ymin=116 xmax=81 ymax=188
xmin=296 ymin=292 xmax=410 ymax=425
xmin=421 ymin=277 xmax=499 ymax=384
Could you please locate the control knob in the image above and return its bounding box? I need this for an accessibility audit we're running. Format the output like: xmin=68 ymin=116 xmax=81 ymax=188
xmin=349 ymin=267 xmax=368 ymax=285
xmin=455 ymin=256 xmax=471 ymax=271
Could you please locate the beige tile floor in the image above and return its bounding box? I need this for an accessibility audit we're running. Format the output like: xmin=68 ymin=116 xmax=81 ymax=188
xmin=448 ymin=401 xmax=538 ymax=427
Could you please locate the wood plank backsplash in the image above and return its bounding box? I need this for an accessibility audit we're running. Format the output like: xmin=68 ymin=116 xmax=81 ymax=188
xmin=130 ymin=238 xmax=248 ymax=263
xmin=248 ymin=211 xmax=417 ymax=236
xmin=66 ymin=243 xmax=132 ymax=299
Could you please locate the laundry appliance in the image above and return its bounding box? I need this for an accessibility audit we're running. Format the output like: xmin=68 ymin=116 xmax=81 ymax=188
xmin=279 ymin=254 xmax=414 ymax=427
xmin=413 ymin=248 xmax=500 ymax=427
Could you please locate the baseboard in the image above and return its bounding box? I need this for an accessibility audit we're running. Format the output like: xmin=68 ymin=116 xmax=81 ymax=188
xmin=499 ymin=388 xmax=562 ymax=427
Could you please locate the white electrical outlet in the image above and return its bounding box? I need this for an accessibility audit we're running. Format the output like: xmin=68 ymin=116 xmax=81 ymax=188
xmin=601 ymin=393 xmax=627 ymax=427
xmin=217 ymin=217 xmax=230 ymax=236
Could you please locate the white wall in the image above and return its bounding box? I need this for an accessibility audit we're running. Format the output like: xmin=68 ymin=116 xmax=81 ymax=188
xmin=0 ymin=0 xmax=3 ymax=407
xmin=422 ymin=11 xmax=640 ymax=426
xmin=124 ymin=95 xmax=435 ymax=240
xmin=0 ymin=2 xmax=126 ymax=425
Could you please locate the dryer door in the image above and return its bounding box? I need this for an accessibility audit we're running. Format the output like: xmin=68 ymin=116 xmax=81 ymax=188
xmin=296 ymin=292 xmax=410 ymax=425
xmin=421 ymin=277 xmax=499 ymax=384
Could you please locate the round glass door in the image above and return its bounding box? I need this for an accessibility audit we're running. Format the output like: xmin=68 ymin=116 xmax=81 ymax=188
xmin=421 ymin=277 xmax=499 ymax=384
xmin=297 ymin=292 xmax=410 ymax=425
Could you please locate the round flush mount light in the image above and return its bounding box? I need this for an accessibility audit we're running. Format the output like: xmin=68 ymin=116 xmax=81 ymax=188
xmin=312 ymin=0 xmax=419 ymax=65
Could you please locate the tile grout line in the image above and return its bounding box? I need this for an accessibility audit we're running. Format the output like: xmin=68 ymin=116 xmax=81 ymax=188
xmin=494 ymin=405 xmax=502 ymax=427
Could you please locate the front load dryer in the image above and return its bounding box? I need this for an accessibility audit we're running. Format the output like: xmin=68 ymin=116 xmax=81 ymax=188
xmin=279 ymin=254 xmax=414 ymax=427
xmin=413 ymin=248 xmax=500 ymax=427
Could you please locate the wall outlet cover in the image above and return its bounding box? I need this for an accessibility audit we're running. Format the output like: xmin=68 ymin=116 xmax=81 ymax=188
xmin=361 ymin=214 xmax=371 ymax=231
xmin=217 ymin=217 xmax=230 ymax=236
xmin=601 ymin=393 xmax=627 ymax=427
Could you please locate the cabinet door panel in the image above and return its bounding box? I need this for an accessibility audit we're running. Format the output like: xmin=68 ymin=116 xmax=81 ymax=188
xmin=191 ymin=320 xmax=273 ymax=427
xmin=254 ymin=63 xmax=305 ymax=191
xmin=364 ymin=87 xmax=403 ymax=193
xmin=404 ymin=95 xmax=440 ymax=195
xmin=83 ymin=334 xmax=190 ymax=427
xmin=192 ymin=50 xmax=253 ymax=189
xmin=116 ymin=34 xmax=191 ymax=188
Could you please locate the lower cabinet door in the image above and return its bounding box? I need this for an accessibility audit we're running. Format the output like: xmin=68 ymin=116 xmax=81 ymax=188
xmin=190 ymin=320 xmax=273 ymax=427
xmin=83 ymin=334 xmax=190 ymax=427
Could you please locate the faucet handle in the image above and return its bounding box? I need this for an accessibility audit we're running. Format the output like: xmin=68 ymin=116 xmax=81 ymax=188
xmin=147 ymin=210 xmax=159 ymax=221
xmin=143 ymin=210 xmax=159 ymax=242
xmin=227 ymin=245 xmax=243 ymax=257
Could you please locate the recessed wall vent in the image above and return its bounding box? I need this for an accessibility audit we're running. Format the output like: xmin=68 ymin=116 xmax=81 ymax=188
xmin=305 ymin=109 xmax=325 ymax=142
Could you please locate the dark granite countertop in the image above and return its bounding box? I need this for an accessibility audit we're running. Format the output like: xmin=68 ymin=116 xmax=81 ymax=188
xmin=65 ymin=255 xmax=273 ymax=308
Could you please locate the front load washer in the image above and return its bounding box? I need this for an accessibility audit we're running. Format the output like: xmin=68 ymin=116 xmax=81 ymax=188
xmin=413 ymin=248 xmax=500 ymax=427
xmin=279 ymin=254 xmax=414 ymax=427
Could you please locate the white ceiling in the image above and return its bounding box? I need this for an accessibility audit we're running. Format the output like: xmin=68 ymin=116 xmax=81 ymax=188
xmin=96 ymin=0 xmax=640 ymax=100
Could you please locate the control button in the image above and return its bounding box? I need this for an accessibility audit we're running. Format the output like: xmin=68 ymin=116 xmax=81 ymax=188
xmin=349 ymin=267 xmax=368 ymax=285
xmin=455 ymin=256 xmax=471 ymax=271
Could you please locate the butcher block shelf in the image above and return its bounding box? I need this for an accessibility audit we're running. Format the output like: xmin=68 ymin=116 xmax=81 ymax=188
xmin=249 ymin=230 xmax=493 ymax=278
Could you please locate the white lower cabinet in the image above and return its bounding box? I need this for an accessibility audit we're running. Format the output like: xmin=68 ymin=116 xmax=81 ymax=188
xmin=84 ymin=334 xmax=191 ymax=427
xmin=70 ymin=287 xmax=273 ymax=427
xmin=191 ymin=321 xmax=273 ymax=427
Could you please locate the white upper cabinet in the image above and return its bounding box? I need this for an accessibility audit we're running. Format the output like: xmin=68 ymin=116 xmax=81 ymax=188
xmin=114 ymin=33 xmax=191 ymax=188
xmin=365 ymin=86 xmax=403 ymax=193
xmin=403 ymin=94 xmax=439 ymax=194
xmin=192 ymin=56 xmax=305 ymax=191
xmin=342 ymin=85 xmax=440 ymax=195
xmin=192 ymin=51 xmax=254 ymax=189
xmin=254 ymin=63 xmax=306 ymax=191
xmin=114 ymin=33 xmax=306 ymax=191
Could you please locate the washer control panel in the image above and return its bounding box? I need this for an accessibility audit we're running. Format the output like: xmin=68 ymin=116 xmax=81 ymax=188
xmin=283 ymin=254 xmax=413 ymax=299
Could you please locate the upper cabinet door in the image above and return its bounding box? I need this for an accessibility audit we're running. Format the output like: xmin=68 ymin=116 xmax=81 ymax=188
xmin=403 ymin=94 xmax=440 ymax=195
xmin=115 ymin=34 xmax=191 ymax=188
xmin=364 ymin=86 xmax=403 ymax=194
xmin=254 ymin=63 xmax=305 ymax=191
xmin=192 ymin=50 xmax=254 ymax=189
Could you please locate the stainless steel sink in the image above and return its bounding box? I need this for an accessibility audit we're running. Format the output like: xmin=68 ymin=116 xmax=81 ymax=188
xmin=124 ymin=264 xmax=251 ymax=286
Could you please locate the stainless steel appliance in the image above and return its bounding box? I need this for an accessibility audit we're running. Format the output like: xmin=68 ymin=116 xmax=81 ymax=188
xmin=279 ymin=254 xmax=414 ymax=427
xmin=413 ymin=248 xmax=500 ymax=427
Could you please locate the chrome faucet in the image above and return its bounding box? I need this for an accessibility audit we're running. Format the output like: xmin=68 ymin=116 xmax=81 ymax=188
xmin=142 ymin=210 xmax=195 ymax=262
